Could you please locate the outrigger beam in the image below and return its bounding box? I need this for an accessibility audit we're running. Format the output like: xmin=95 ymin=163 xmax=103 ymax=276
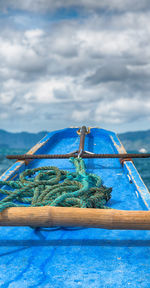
xmin=0 ymin=206 xmax=150 ymax=230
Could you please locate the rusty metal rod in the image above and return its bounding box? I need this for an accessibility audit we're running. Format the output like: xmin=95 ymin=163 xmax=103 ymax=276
xmin=6 ymin=153 xmax=150 ymax=160
xmin=78 ymin=125 xmax=87 ymax=155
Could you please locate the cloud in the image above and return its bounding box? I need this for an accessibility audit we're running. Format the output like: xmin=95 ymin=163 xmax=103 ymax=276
xmin=95 ymin=97 xmax=150 ymax=124
xmin=0 ymin=32 xmax=47 ymax=75
xmin=0 ymin=5 xmax=150 ymax=132
xmin=72 ymin=109 xmax=90 ymax=122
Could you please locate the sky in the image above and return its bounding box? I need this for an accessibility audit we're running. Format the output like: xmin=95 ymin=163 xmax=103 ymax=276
xmin=0 ymin=0 xmax=150 ymax=133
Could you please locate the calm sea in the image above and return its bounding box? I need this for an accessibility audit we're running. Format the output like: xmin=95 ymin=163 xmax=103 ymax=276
xmin=0 ymin=148 xmax=150 ymax=191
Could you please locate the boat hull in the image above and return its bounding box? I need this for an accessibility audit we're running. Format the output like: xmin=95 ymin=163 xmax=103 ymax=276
xmin=0 ymin=127 xmax=150 ymax=288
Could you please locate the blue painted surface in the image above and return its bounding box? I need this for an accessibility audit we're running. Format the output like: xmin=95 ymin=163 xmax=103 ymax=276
xmin=0 ymin=127 xmax=150 ymax=288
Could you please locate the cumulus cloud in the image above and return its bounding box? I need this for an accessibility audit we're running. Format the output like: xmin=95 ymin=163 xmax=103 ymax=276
xmin=0 ymin=3 xmax=150 ymax=132
xmin=95 ymin=98 xmax=150 ymax=123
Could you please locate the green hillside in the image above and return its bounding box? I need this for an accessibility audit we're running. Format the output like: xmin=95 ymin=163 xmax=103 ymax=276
xmin=119 ymin=130 xmax=150 ymax=152
xmin=0 ymin=130 xmax=47 ymax=149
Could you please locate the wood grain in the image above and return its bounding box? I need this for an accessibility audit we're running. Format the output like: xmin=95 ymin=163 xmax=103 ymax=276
xmin=0 ymin=207 xmax=150 ymax=229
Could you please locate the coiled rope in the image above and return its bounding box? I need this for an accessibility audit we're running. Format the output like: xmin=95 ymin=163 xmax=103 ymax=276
xmin=0 ymin=157 xmax=112 ymax=212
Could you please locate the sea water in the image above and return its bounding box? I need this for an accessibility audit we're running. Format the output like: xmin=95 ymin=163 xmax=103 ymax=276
xmin=0 ymin=148 xmax=26 ymax=176
xmin=0 ymin=148 xmax=150 ymax=191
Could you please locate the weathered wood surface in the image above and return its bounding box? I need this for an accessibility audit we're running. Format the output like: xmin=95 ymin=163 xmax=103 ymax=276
xmin=0 ymin=206 xmax=150 ymax=230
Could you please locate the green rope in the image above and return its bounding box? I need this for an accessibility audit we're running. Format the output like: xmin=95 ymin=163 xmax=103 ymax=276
xmin=0 ymin=158 xmax=112 ymax=212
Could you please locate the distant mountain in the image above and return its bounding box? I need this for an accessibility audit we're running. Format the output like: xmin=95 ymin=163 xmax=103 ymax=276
xmin=0 ymin=130 xmax=48 ymax=149
xmin=118 ymin=130 xmax=150 ymax=152
xmin=0 ymin=129 xmax=150 ymax=152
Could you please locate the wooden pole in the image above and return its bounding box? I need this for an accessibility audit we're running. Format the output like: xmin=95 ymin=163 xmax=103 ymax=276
xmin=0 ymin=206 xmax=150 ymax=230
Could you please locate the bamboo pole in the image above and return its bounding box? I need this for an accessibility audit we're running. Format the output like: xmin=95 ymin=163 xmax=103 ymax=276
xmin=0 ymin=206 xmax=150 ymax=230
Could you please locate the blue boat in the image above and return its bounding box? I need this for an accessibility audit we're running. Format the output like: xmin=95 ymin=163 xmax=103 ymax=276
xmin=0 ymin=127 xmax=150 ymax=288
